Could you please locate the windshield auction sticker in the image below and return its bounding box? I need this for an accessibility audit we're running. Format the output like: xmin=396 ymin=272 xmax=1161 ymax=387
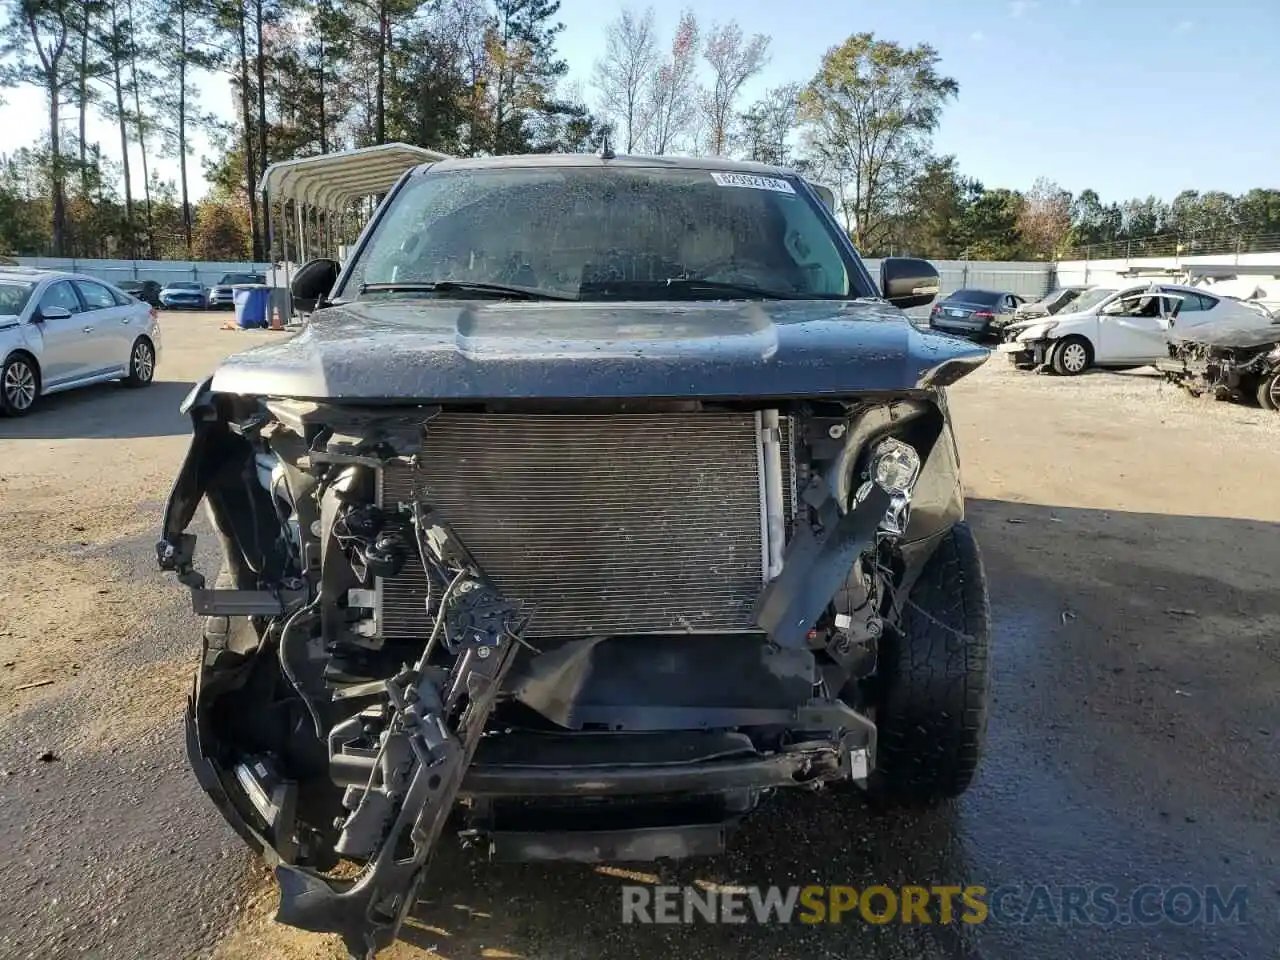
xmin=709 ymin=172 xmax=796 ymax=194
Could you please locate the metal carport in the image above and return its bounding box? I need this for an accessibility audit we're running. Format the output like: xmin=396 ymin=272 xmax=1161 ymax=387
xmin=258 ymin=143 xmax=451 ymax=315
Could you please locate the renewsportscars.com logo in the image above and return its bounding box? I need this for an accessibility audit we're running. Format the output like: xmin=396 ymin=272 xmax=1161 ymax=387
xmin=620 ymin=884 xmax=1250 ymax=926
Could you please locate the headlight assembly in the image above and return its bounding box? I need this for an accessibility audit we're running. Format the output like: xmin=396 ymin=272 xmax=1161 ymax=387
xmin=854 ymin=437 xmax=923 ymax=537
xmin=870 ymin=437 xmax=921 ymax=496
xmin=1021 ymin=320 xmax=1058 ymax=340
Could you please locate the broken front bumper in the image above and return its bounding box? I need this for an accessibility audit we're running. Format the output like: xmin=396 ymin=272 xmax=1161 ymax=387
xmin=188 ymin=703 xmax=875 ymax=868
xmin=996 ymin=338 xmax=1051 ymax=366
xmin=1155 ymin=357 xmax=1201 ymax=379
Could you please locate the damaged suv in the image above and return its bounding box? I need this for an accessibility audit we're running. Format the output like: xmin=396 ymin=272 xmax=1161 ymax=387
xmin=156 ymin=154 xmax=992 ymax=957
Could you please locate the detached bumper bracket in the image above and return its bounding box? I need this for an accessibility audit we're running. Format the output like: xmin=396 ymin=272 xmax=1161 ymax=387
xmin=273 ymin=511 xmax=526 ymax=960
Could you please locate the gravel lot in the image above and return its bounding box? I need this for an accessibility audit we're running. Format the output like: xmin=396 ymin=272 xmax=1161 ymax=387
xmin=1 ymin=312 xmax=1277 ymax=960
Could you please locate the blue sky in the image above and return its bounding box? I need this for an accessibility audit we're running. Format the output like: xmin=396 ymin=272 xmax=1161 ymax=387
xmin=556 ymin=0 xmax=1278 ymax=200
xmin=0 ymin=0 xmax=1273 ymax=203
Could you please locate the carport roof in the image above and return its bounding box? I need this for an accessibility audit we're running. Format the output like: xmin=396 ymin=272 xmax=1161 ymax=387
xmin=258 ymin=143 xmax=450 ymax=211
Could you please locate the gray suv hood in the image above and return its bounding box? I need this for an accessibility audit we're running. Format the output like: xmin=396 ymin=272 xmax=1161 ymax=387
xmin=210 ymin=298 xmax=989 ymax=401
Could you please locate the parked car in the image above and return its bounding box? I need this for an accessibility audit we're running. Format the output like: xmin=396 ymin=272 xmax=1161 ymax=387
xmin=156 ymin=153 xmax=992 ymax=957
xmin=206 ymin=272 xmax=266 ymax=308
xmin=927 ymin=288 xmax=1025 ymax=340
xmin=1013 ymin=285 xmax=1088 ymax=321
xmin=118 ymin=278 xmax=163 ymax=307
xmin=0 ymin=267 xmax=161 ymax=416
xmin=1157 ymin=324 xmax=1280 ymax=409
xmin=159 ymin=280 xmax=208 ymax=310
xmin=998 ymin=282 xmax=1278 ymax=375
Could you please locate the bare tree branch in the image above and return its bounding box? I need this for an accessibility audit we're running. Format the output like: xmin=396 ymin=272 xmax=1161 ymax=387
xmin=700 ymin=19 xmax=768 ymax=157
xmin=590 ymin=6 xmax=656 ymax=153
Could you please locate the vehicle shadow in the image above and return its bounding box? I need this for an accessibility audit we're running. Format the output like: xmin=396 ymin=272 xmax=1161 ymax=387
xmin=384 ymin=498 xmax=1280 ymax=960
xmin=398 ymin=796 xmax=979 ymax=960
xmin=0 ymin=379 xmax=194 ymax=440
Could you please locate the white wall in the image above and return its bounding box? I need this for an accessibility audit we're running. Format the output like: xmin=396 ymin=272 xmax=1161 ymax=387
xmin=1057 ymin=250 xmax=1280 ymax=288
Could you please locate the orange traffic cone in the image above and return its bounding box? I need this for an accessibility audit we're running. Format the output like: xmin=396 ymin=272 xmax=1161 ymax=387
xmin=271 ymin=305 xmax=284 ymax=330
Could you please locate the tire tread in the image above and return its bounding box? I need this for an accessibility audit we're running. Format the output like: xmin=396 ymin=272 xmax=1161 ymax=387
xmin=872 ymin=522 xmax=991 ymax=805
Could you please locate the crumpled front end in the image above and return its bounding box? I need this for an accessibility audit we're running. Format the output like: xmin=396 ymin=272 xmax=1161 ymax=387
xmin=996 ymin=319 xmax=1058 ymax=368
xmin=156 ymin=377 xmax=968 ymax=957
xmin=1159 ymin=334 xmax=1280 ymax=401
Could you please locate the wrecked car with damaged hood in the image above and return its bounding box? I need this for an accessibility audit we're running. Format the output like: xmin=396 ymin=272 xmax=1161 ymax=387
xmin=156 ymin=154 xmax=992 ymax=957
xmin=1157 ymin=323 xmax=1280 ymax=409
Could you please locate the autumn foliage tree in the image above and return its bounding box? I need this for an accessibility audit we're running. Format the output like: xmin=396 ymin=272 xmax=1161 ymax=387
xmin=1017 ymin=176 xmax=1073 ymax=259
xmin=799 ymin=33 xmax=958 ymax=251
xmin=191 ymin=199 xmax=251 ymax=260
xmin=1 ymin=4 xmax=1279 ymax=263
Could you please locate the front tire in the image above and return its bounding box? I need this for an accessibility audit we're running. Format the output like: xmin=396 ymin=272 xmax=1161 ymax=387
xmin=124 ymin=337 xmax=156 ymax=388
xmin=1 ymin=353 xmax=40 ymax=416
xmin=1256 ymin=372 xmax=1280 ymax=411
xmin=1051 ymin=336 xmax=1092 ymax=376
xmin=870 ymin=522 xmax=991 ymax=806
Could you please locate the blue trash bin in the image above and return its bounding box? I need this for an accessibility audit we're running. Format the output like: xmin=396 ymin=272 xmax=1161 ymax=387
xmin=233 ymin=284 xmax=271 ymax=329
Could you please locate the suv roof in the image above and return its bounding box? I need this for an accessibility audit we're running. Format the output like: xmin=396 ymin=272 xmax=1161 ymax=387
xmin=417 ymin=152 xmax=804 ymax=179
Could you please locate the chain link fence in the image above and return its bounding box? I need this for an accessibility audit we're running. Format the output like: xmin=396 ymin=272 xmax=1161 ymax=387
xmin=1063 ymin=232 xmax=1280 ymax=263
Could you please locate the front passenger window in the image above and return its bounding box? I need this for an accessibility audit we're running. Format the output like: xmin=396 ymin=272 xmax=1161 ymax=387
xmin=1111 ymin=294 xmax=1161 ymax=318
xmin=39 ymin=281 xmax=82 ymax=316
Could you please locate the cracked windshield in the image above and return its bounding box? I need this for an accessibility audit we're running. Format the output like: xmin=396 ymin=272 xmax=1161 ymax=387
xmin=0 ymin=0 xmax=1276 ymax=958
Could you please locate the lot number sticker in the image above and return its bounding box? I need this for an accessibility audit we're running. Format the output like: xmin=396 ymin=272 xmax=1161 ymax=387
xmin=710 ymin=172 xmax=796 ymax=194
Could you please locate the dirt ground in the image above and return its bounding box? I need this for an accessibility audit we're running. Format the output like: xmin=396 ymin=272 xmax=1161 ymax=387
xmin=1 ymin=312 xmax=1277 ymax=960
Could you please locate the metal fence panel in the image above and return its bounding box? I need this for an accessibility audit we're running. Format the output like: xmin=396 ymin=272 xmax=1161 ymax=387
xmin=12 ymin=257 xmax=273 ymax=289
xmin=864 ymin=259 xmax=1055 ymax=300
xmin=863 ymin=258 xmax=1055 ymax=320
xmin=11 ymin=255 xmax=1056 ymax=325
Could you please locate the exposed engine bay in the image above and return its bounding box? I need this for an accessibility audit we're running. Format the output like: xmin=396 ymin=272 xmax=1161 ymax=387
xmin=156 ymin=382 xmax=958 ymax=957
xmin=1160 ymin=327 xmax=1280 ymax=407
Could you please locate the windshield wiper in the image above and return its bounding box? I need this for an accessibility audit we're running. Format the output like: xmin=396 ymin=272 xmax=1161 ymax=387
xmin=582 ymin=278 xmax=799 ymax=300
xmin=359 ymin=280 xmax=578 ymax=301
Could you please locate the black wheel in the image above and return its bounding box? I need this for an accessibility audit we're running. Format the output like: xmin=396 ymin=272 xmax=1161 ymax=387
xmin=1 ymin=352 xmax=40 ymax=416
xmin=870 ymin=522 xmax=991 ymax=805
xmin=1256 ymin=372 xmax=1280 ymax=411
xmin=1050 ymin=336 xmax=1092 ymax=376
xmin=124 ymin=337 xmax=155 ymax=388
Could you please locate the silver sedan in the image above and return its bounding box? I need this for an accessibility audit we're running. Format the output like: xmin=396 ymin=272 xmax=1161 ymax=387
xmin=0 ymin=268 xmax=162 ymax=416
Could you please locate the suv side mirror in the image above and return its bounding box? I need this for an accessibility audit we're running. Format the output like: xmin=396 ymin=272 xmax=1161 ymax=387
xmin=880 ymin=257 xmax=940 ymax=309
xmin=38 ymin=305 xmax=72 ymax=322
xmin=291 ymin=258 xmax=341 ymax=313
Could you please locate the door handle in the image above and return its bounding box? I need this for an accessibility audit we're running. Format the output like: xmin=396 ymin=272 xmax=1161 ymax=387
xmin=82 ymin=326 xmax=93 ymax=334
xmin=121 ymin=317 xmax=131 ymax=324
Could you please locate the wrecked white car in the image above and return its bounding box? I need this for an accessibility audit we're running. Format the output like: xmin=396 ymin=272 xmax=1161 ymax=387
xmin=997 ymin=282 xmax=1277 ymax=375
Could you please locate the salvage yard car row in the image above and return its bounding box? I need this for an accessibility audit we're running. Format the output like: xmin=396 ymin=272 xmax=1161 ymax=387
xmin=62 ymin=273 xmax=268 ymax=310
xmin=954 ymin=275 xmax=1280 ymax=410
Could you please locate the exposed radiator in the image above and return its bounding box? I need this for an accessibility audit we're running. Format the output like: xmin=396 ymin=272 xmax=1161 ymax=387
xmin=376 ymin=412 xmax=794 ymax=640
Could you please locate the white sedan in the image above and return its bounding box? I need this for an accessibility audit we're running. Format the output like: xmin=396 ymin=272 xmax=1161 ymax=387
xmin=0 ymin=267 xmax=162 ymax=415
xmin=996 ymin=282 xmax=1279 ymax=376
